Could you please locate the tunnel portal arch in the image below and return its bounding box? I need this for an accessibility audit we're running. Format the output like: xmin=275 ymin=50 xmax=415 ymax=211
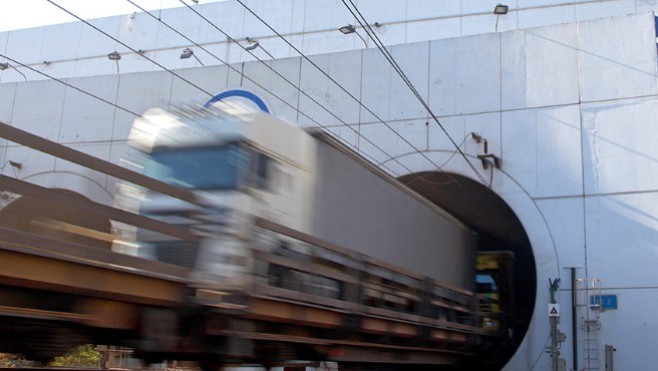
xmin=399 ymin=171 xmax=535 ymax=369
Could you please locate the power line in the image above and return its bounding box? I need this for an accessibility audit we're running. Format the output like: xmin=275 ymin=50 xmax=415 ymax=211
xmin=236 ymin=0 xmax=460 ymax=181
xmin=46 ymin=0 xmax=215 ymax=98
xmin=340 ymin=0 xmax=490 ymax=185
xmin=135 ymin=0 xmax=412 ymax=175
xmin=42 ymin=0 xmax=404 ymax=176
xmin=0 ymin=52 xmax=141 ymax=118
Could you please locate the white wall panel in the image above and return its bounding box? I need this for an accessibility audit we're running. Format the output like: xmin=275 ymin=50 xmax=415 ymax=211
xmin=428 ymin=38 xmax=458 ymax=116
xmin=406 ymin=17 xmax=461 ymax=44
xmin=461 ymin=0 xmax=509 ymax=14
xmin=595 ymin=289 xmax=658 ymax=370
xmin=359 ymin=47 xmax=391 ymax=122
xmin=586 ymin=193 xmax=658 ymax=286
xmin=361 ymin=43 xmax=429 ymax=122
xmin=242 ymin=57 xmax=300 ymax=122
xmin=198 ymin=1 xmax=245 ymax=44
xmin=518 ymin=5 xmax=576 ymax=29
xmin=170 ymin=65 xmax=230 ymax=104
xmin=76 ymin=17 xmax=120 ymax=60
xmin=36 ymin=60 xmax=77 ymax=81
xmin=501 ymin=23 xmax=579 ymax=110
xmin=242 ymin=0 xmax=298 ymax=37
xmin=636 ymin=0 xmax=658 ymax=12
xmin=358 ymin=119 xmax=429 ymax=164
xmin=576 ymin=0 xmax=636 ymax=20
xmin=461 ymin=14 xmax=499 ymax=36
xmin=298 ymin=51 xmax=361 ymax=128
xmin=430 ymin=33 xmax=501 ymax=115
xmin=356 ymin=0 xmax=407 ymax=25
xmin=536 ymin=198 xmax=586 ymax=268
xmin=387 ymin=42 xmax=429 ymax=121
xmin=406 ymin=0 xmax=461 ymax=20
xmin=517 ymin=0 xmax=580 ymax=6
xmin=302 ymin=0 xmax=352 ymax=34
xmin=5 ymin=28 xmax=45 ymax=65
xmin=116 ymin=12 xmax=160 ymax=54
xmin=59 ymin=75 xmax=118 ymax=143
xmin=154 ymin=8 xmax=200 ymax=50
xmin=40 ymin=22 xmax=81 ymax=63
xmin=117 ymin=52 xmax=161 ymax=75
xmin=578 ymin=13 xmax=657 ymax=102
xmin=74 ymin=57 xmax=119 ymax=78
xmin=113 ymin=71 xmax=173 ymax=140
xmin=369 ymin=23 xmax=406 ymax=48
xmin=301 ymin=30 xmax=356 ymax=56
xmin=11 ymin=80 xmax=65 ymax=141
xmin=582 ymin=98 xmax=658 ymax=194
xmin=502 ymin=105 xmax=583 ymax=198
xmin=0 ymin=83 xmax=16 ymax=125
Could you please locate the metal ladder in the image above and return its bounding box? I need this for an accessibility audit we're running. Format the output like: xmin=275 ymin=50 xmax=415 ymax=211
xmin=582 ymin=278 xmax=602 ymax=371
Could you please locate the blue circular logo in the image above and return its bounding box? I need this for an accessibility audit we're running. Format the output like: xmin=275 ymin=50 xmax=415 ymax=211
xmin=205 ymin=88 xmax=270 ymax=113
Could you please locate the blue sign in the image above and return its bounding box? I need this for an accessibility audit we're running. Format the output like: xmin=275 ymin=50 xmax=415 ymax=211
xmin=590 ymin=294 xmax=618 ymax=310
xmin=204 ymin=88 xmax=270 ymax=113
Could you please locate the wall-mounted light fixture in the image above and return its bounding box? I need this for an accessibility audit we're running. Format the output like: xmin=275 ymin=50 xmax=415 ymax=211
xmin=180 ymin=47 xmax=205 ymax=66
xmin=180 ymin=48 xmax=194 ymax=59
xmin=337 ymin=24 xmax=367 ymax=46
xmin=245 ymin=37 xmax=260 ymax=51
xmin=9 ymin=161 xmax=22 ymax=170
xmin=493 ymin=4 xmax=509 ymax=14
xmin=0 ymin=62 xmax=26 ymax=81
xmin=493 ymin=4 xmax=509 ymax=32
xmin=107 ymin=51 xmax=121 ymax=74
xmin=338 ymin=24 xmax=356 ymax=34
xmin=471 ymin=132 xmax=501 ymax=169
xmin=107 ymin=51 xmax=121 ymax=60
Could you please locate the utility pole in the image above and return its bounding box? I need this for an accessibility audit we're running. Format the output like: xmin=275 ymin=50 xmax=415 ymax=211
xmin=549 ymin=278 xmax=561 ymax=371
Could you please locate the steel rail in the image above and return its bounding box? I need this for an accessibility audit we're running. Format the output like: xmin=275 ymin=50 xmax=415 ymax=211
xmin=0 ymin=174 xmax=197 ymax=242
xmin=0 ymin=121 xmax=199 ymax=205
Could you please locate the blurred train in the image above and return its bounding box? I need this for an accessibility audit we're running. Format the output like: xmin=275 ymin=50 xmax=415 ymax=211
xmin=116 ymin=103 xmax=505 ymax=366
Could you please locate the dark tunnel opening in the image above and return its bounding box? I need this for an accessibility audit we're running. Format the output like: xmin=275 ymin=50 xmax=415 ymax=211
xmin=399 ymin=171 xmax=536 ymax=370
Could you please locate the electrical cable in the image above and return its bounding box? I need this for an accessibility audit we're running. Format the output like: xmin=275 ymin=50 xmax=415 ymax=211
xmin=46 ymin=0 xmax=215 ymax=98
xmin=122 ymin=0 xmax=412 ymax=175
xmin=341 ymin=0 xmax=490 ymax=186
xmin=42 ymin=0 xmax=403 ymax=176
xmin=236 ymin=0 xmax=462 ymax=181
xmin=0 ymin=52 xmax=142 ymax=117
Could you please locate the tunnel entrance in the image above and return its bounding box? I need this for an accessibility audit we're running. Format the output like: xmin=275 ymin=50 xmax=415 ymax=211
xmin=399 ymin=171 xmax=536 ymax=370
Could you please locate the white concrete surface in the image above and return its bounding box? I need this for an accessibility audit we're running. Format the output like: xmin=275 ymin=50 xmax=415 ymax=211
xmin=2 ymin=1 xmax=658 ymax=370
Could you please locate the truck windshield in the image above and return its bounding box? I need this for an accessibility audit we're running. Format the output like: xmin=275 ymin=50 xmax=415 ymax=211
xmin=144 ymin=144 xmax=250 ymax=190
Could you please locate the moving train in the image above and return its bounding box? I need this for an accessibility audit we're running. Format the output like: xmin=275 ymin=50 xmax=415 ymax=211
xmin=118 ymin=103 xmax=504 ymax=366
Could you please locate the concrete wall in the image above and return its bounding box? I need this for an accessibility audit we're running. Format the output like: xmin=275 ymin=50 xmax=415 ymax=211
xmin=1 ymin=0 xmax=658 ymax=82
xmin=2 ymin=1 xmax=658 ymax=370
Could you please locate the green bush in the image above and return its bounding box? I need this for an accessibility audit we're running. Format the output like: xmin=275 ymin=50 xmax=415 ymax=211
xmin=50 ymin=344 xmax=100 ymax=368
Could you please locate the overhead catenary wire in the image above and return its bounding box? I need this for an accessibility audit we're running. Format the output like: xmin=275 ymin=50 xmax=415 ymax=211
xmin=121 ymin=0 xmax=411 ymax=175
xmin=235 ymin=0 xmax=463 ymax=182
xmin=0 ymin=53 xmax=141 ymax=118
xmin=123 ymin=0 xmax=406 ymax=177
xmin=46 ymin=0 xmax=215 ymax=99
xmin=340 ymin=0 xmax=490 ymax=186
xmin=41 ymin=0 xmax=403 ymax=176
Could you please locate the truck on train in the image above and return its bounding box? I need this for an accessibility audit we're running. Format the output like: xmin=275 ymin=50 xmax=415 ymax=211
xmin=120 ymin=103 xmax=496 ymax=367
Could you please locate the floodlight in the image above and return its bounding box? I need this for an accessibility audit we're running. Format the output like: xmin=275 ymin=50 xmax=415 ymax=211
xmin=493 ymin=4 xmax=509 ymax=14
xmin=107 ymin=51 xmax=121 ymax=60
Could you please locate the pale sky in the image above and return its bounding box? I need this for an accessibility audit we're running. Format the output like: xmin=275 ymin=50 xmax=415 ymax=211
xmin=0 ymin=0 xmax=223 ymax=32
